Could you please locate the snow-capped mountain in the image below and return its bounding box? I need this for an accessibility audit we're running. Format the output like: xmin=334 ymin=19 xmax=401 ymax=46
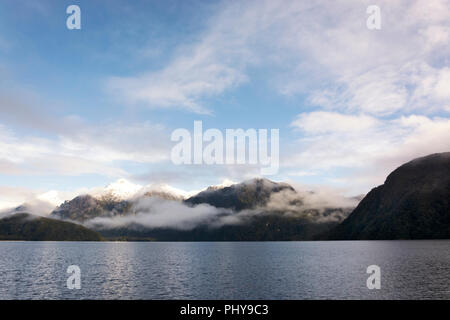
xmin=89 ymin=178 xmax=196 ymax=201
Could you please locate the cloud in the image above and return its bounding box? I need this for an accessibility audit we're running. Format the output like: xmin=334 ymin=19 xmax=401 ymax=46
xmin=261 ymin=187 xmax=359 ymax=223
xmin=0 ymin=183 xmax=99 ymax=215
xmin=107 ymin=42 xmax=248 ymax=114
xmin=273 ymin=0 xmax=450 ymax=116
xmin=0 ymin=125 xmax=124 ymax=177
xmin=433 ymin=67 xmax=450 ymax=100
xmin=0 ymin=185 xmax=83 ymax=216
xmin=2 ymin=0 xmax=449 ymax=196
xmin=102 ymin=0 xmax=450 ymax=192
xmin=291 ymin=112 xmax=380 ymax=134
xmin=0 ymin=119 xmax=171 ymax=177
xmin=106 ymin=0 xmax=450 ymax=116
xmin=0 ymin=81 xmax=172 ymax=178
xmin=58 ymin=121 xmax=170 ymax=164
xmin=0 ymin=186 xmax=37 ymax=211
xmin=11 ymin=199 xmax=57 ymax=217
xmin=86 ymin=197 xmax=231 ymax=231
xmin=288 ymin=111 xmax=450 ymax=191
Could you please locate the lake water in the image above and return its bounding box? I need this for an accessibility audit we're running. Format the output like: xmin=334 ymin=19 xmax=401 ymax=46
xmin=0 ymin=241 xmax=449 ymax=300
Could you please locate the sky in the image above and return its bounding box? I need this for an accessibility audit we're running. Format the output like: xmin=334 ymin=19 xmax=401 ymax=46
xmin=0 ymin=0 xmax=449 ymax=209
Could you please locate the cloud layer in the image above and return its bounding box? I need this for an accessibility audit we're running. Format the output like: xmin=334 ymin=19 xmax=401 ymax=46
xmin=0 ymin=0 xmax=449 ymax=197
xmin=107 ymin=0 xmax=450 ymax=115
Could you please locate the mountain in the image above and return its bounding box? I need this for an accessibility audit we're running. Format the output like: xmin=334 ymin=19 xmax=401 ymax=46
xmin=50 ymin=180 xmax=190 ymax=222
xmin=97 ymin=179 xmax=355 ymax=241
xmin=48 ymin=178 xmax=357 ymax=241
xmin=0 ymin=213 xmax=103 ymax=241
xmin=325 ymin=152 xmax=450 ymax=240
xmin=50 ymin=178 xmax=296 ymax=222
xmin=50 ymin=192 xmax=182 ymax=223
xmin=185 ymin=178 xmax=295 ymax=210
xmin=50 ymin=194 xmax=132 ymax=222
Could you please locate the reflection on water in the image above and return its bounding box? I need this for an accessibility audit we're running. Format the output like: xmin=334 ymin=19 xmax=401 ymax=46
xmin=0 ymin=241 xmax=450 ymax=299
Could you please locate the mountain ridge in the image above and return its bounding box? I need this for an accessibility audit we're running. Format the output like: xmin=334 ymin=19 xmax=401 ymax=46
xmin=325 ymin=152 xmax=450 ymax=240
xmin=0 ymin=213 xmax=103 ymax=241
xmin=50 ymin=178 xmax=355 ymax=241
xmin=8 ymin=150 xmax=449 ymax=243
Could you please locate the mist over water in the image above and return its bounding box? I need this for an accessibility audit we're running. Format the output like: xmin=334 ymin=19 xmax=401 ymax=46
xmin=1 ymin=241 xmax=450 ymax=300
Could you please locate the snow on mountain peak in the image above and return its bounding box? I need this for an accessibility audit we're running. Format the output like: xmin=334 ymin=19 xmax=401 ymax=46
xmin=93 ymin=178 xmax=143 ymax=200
xmin=92 ymin=179 xmax=194 ymax=200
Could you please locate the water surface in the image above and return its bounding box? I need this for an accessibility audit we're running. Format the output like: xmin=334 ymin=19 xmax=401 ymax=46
xmin=1 ymin=241 xmax=449 ymax=299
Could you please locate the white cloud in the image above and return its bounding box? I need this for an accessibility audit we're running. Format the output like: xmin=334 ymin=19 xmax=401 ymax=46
xmin=102 ymin=0 xmax=450 ymax=192
xmin=0 ymin=185 xmax=84 ymax=215
xmin=291 ymin=112 xmax=380 ymax=134
xmin=107 ymin=42 xmax=248 ymax=114
xmin=262 ymin=186 xmax=359 ymax=223
xmin=0 ymin=120 xmax=170 ymax=177
xmin=0 ymin=186 xmax=37 ymax=211
xmin=434 ymin=68 xmax=450 ymax=99
xmin=279 ymin=0 xmax=450 ymax=116
xmin=58 ymin=121 xmax=169 ymax=164
xmin=287 ymin=171 xmax=317 ymax=177
xmin=106 ymin=0 xmax=450 ymax=116
xmin=85 ymin=197 xmax=230 ymax=230
xmin=2 ymin=0 xmax=450 ymax=195
xmin=288 ymin=111 xmax=450 ymax=191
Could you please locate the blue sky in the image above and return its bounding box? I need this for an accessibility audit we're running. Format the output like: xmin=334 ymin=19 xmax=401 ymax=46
xmin=0 ymin=0 xmax=449 ymax=208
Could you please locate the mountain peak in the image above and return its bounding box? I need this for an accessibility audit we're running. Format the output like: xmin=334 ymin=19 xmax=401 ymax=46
xmin=98 ymin=179 xmax=143 ymax=200
xmin=185 ymin=178 xmax=295 ymax=211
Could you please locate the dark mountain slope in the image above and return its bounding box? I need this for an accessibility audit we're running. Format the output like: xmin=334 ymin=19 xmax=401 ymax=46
xmin=185 ymin=178 xmax=295 ymax=210
xmin=100 ymin=215 xmax=338 ymax=241
xmin=326 ymin=152 xmax=450 ymax=240
xmin=0 ymin=213 xmax=103 ymax=241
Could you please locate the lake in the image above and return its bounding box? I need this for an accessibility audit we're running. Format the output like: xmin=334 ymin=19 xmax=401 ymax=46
xmin=0 ymin=241 xmax=449 ymax=299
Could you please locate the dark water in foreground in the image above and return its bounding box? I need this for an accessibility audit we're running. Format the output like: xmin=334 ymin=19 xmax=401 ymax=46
xmin=0 ymin=241 xmax=449 ymax=300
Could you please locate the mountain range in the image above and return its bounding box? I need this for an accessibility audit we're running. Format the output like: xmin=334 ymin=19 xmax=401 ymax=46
xmin=1 ymin=152 xmax=449 ymax=241
xmin=49 ymin=178 xmax=355 ymax=241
